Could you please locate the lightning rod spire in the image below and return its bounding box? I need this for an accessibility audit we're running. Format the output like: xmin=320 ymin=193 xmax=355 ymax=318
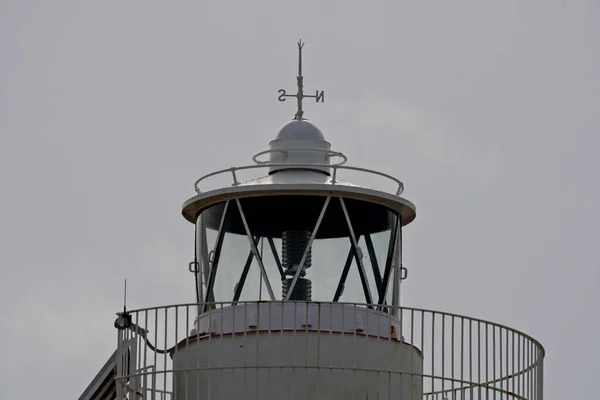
xmin=277 ymin=39 xmax=324 ymax=120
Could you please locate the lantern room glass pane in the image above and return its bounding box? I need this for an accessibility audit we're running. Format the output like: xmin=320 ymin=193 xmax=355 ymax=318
xmin=195 ymin=196 xmax=399 ymax=306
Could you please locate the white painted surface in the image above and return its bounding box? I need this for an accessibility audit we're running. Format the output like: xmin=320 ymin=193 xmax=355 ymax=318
xmin=172 ymin=332 xmax=423 ymax=400
xmin=267 ymin=119 xmax=332 ymax=174
xmin=194 ymin=302 xmax=401 ymax=338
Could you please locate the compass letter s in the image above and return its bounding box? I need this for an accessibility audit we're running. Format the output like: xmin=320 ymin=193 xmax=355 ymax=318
xmin=278 ymin=89 xmax=287 ymax=102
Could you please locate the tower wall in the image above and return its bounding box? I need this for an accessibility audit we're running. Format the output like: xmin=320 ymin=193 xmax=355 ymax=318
xmin=173 ymin=331 xmax=423 ymax=400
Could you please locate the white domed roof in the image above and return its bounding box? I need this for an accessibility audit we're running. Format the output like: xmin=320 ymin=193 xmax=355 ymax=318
xmin=274 ymin=119 xmax=326 ymax=141
xmin=266 ymin=118 xmax=332 ymax=174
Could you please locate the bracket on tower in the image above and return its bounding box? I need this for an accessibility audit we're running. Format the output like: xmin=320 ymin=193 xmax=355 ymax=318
xmin=277 ymin=39 xmax=324 ymax=120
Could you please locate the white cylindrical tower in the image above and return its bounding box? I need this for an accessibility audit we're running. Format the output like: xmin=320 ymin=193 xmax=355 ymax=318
xmin=173 ymin=113 xmax=419 ymax=399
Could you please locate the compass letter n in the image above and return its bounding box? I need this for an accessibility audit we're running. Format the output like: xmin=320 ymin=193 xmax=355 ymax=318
xmin=315 ymin=90 xmax=324 ymax=103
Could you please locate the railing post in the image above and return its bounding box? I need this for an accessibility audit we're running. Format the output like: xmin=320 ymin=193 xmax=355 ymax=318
xmin=116 ymin=329 xmax=125 ymax=400
xmin=230 ymin=167 xmax=239 ymax=186
xmin=537 ymin=357 xmax=544 ymax=399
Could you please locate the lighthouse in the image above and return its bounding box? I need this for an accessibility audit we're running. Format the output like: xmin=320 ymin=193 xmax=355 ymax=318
xmin=80 ymin=41 xmax=545 ymax=400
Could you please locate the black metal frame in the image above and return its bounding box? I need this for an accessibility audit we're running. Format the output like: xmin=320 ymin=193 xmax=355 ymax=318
xmin=199 ymin=197 xmax=401 ymax=311
xmin=202 ymin=200 xmax=231 ymax=313
xmin=332 ymin=211 xmax=401 ymax=311
xmin=377 ymin=215 xmax=400 ymax=305
xmin=232 ymin=236 xmax=260 ymax=302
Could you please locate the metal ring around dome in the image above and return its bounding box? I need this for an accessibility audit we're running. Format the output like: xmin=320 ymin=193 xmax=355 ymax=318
xmin=192 ymin=163 xmax=404 ymax=196
xmin=252 ymin=148 xmax=348 ymax=166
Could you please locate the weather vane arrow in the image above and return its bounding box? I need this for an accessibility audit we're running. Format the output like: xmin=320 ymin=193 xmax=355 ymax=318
xmin=277 ymin=39 xmax=324 ymax=120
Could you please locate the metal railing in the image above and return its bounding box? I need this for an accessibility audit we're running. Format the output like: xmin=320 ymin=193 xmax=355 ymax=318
xmin=193 ymin=163 xmax=405 ymax=196
xmin=115 ymin=301 xmax=544 ymax=400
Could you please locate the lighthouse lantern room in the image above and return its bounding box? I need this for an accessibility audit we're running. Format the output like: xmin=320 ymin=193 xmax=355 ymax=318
xmin=79 ymin=41 xmax=545 ymax=400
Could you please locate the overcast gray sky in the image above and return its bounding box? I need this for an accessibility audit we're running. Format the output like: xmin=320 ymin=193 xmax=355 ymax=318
xmin=1 ymin=1 xmax=599 ymax=398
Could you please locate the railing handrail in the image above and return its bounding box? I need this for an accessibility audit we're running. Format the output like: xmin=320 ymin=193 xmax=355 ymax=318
xmin=193 ymin=163 xmax=405 ymax=196
xmin=251 ymin=148 xmax=349 ymax=166
xmin=116 ymin=300 xmax=544 ymax=356
xmin=115 ymin=300 xmax=545 ymax=399
xmin=117 ymin=366 xmax=528 ymax=399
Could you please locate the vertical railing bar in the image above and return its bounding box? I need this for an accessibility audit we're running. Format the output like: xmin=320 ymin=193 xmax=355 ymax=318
xmin=340 ymin=302 xmax=345 ymax=400
xmin=485 ymin=322 xmax=489 ymax=392
xmin=524 ymin=336 xmax=528 ymax=396
xmin=204 ymin=304 xmax=211 ymax=400
xmin=512 ymin=330 xmax=516 ymax=396
xmin=532 ymin=339 xmax=535 ymax=400
xmin=332 ymin=164 xmax=338 ymax=184
xmin=460 ymin=317 xmax=464 ymax=392
xmin=328 ymin=303 xmax=333 ymax=400
xmin=451 ymin=315 xmax=455 ymax=392
xmin=152 ymin=308 xmax=158 ymax=400
xmin=477 ymin=320 xmax=481 ymax=398
xmin=524 ymin=337 xmax=528 ymax=398
xmin=535 ymin=340 xmax=539 ymax=400
xmin=291 ymin=302 xmax=297 ymax=398
xmin=399 ymin=306 xmax=403 ymax=341
xmin=304 ymin=302 xmax=309 ymax=400
xmin=442 ymin=314 xmax=445 ymax=395
xmin=535 ymin=345 xmax=539 ymax=400
xmin=409 ymin=308 xmax=415 ymax=400
xmin=505 ymin=328 xmax=509 ymax=396
xmin=493 ymin=325 xmax=497 ymax=400
xmin=431 ymin=312 xmax=435 ymax=395
xmin=222 ymin=302 xmax=227 ymax=398
xmin=521 ymin=336 xmax=529 ymax=396
xmin=116 ymin=323 xmax=122 ymax=400
xmin=231 ymin=167 xmax=238 ymax=185
xmin=421 ymin=310 xmax=425 ymax=393
xmin=244 ymin=302 xmax=249 ymax=397
xmin=499 ymin=327 xmax=503 ymax=396
xmin=143 ymin=311 xmax=149 ymax=399
xmin=184 ymin=305 xmax=189 ymax=400
xmin=529 ymin=339 xmax=532 ymax=400
xmin=256 ymin=302 xmax=262 ymax=400
xmin=266 ymin=302 xmax=272 ymax=399
xmin=387 ymin=309 xmax=392 ymax=400
xmin=173 ymin=306 xmax=179 ymax=400
xmin=469 ymin=318 xmax=472 ymax=398
xmin=163 ymin=308 xmax=168 ymax=398
xmin=353 ymin=304 xmax=358 ymax=400
xmin=135 ymin=311 xmax=142 ymax=398
xmin=315 ymin=304 xmax=321 ymax=400
xmin=524 ymin=336 xmax=528 ymax=397
xmin=518 ymin=333 xmax=522 ymax=396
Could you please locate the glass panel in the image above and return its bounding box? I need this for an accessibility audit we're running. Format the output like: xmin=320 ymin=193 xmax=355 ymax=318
xmin=195 ymin=196 xmax=399 ymax=307
xmin=257 ymin=237 xmax=283 ymax=301
xmin=234 ymin=238 xmax=285 ymax=302
xmin=311 ymin=237 xmax=358 ymax=302
xmin=362 ymin=229 xmax=396 ymax=306
xmin=196 ymin=208 xmax=218 ymax=303
xmin=214 ymin=231 xmax=254 ymax=301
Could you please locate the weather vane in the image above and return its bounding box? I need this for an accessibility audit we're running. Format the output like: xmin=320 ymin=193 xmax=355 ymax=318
xmin=278 ymin=39 xmax=324 ymax=120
